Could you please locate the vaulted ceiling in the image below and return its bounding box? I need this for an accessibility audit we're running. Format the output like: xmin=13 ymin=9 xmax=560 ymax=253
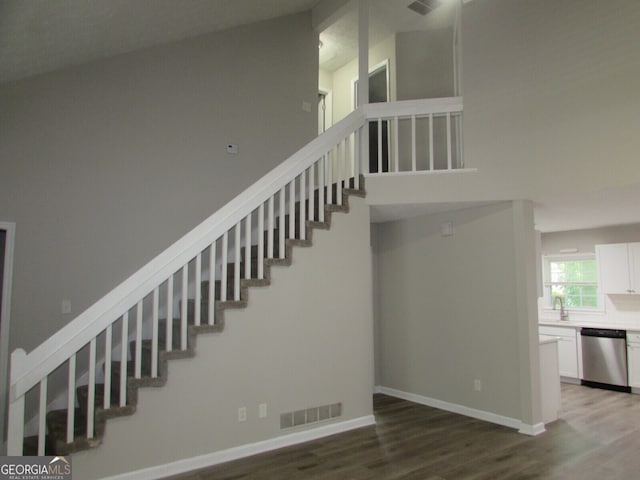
xmin=0 ymin=0 xmax=321 ymax=84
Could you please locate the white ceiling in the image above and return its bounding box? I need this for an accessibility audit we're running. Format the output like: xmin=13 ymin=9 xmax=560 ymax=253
xmin=319 ymin=0 xmax=458 ymax=73
xmin=370 ymin=182 xmax=640 ymax=234
xmin=0 ymin=0 xmax=321 ymax=84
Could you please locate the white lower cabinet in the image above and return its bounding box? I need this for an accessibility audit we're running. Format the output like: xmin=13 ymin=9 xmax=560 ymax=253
xmin=627 ymin=332 xmax=640 ymax=388
xmin=539 ymin=326 xmax=579 ymax=380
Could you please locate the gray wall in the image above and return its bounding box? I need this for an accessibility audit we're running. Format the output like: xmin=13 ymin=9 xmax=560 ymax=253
xmin=541 ymin=224 xmax=640 ymax=255
xmin=374 ymin=202 xmax=539 ymax=423
xmin=396 ymin=28 xmax=454 ymax=101
xmin=395 ymin=27 xmax=456 ymax=172
xmin=367 ymin=0 xmax=640 ymax=206
xmin=73 ymin=196 xmax=374 ymax=479
xmin=0 ymin=13 xmax=318 ymax=352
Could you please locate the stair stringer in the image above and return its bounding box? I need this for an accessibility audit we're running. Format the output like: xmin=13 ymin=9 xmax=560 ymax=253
xmin=71 ymin=192 xmax=375 ymax=479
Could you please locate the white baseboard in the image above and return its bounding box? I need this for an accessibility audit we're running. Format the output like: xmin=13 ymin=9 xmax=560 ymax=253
xmin=102 ymin=415 xmax=376 ymax=480
xmin=375 ymin=385 xmax=545 ymax=436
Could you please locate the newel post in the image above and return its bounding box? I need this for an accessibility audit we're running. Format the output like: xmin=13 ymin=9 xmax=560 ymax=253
xmin=7 ymin=348 xmax=26 ymax=455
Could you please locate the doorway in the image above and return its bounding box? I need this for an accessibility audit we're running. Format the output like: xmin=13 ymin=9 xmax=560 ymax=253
xmin=318 ymin=90 xmax=333 ymax=135
xmin=353 ymin=61 xmax=390 ymax=173
xmin=0 ymin=222 xmax=15 ymax=454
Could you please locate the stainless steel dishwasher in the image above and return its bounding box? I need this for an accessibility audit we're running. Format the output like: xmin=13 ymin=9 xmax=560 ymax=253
xmin=581 ymin=328 xmax=630 ymax=392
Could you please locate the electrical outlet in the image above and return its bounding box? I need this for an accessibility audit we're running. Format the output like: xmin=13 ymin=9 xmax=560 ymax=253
xmin=238 ymin=406 xmax=247 ymax=422
xmin=474 ymin=379 xmax=482 ymax=392
xmin=259 ymin=403 xmax=267 ymax=419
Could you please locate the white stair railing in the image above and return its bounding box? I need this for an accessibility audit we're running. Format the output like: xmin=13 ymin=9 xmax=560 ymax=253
xmin=7 ymin=97 xmax=462 ymax=455
xmin=364 ymin=97 xmax=464 ymax=174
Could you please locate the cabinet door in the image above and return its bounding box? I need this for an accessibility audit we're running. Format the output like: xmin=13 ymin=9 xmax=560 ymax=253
xmin=627 ymin=344 xmax=640 ymax=388
xmin=597 ymin=244 xmax=631 ymax=294
xmin=629 ymin=243 xmax=640 ymax=293
xmin=557 ymin=335 xmax=579 ymax=379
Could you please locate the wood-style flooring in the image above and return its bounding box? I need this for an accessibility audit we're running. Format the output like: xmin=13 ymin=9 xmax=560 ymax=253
xmin=168 ymin=384 xmax=640 ymax=479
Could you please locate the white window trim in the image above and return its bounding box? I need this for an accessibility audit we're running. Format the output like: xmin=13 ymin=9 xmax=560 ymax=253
xmin=541 ymin=253 xmax=605 ymax=313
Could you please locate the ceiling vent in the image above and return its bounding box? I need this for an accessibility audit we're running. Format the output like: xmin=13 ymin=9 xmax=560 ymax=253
xmin=407 ymin=0 xmax=442 ymax=16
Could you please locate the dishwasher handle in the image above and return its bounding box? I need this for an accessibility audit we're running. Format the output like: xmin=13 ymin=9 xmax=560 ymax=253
xmin=581 ymin=328 xmax=626 ymax=338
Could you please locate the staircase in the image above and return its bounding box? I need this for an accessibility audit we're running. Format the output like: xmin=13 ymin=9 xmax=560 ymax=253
xmin=7 ymin=97 xmax=464 ymax=460
xmin=18 ymin=182 xmax=365 ymax=456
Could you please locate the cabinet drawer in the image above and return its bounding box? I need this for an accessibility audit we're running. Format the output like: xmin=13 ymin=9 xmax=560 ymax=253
xmin=539 ymin=325 xmax=576 ymax=338
xmin=627 ymin=331 xmax=640 ymax=344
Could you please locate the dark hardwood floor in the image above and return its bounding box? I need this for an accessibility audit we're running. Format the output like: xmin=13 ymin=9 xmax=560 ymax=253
xmin=168 ymin=384 xmax=640 ymax=479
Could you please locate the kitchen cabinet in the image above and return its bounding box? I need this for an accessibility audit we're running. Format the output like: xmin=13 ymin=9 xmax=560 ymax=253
xmin=627 ymin=331 xmax=640 ymax=389
xmin=596 ymin=242 xmax=640 ymax=294
xmin=539 ymin=325 xmax=578 ymax=379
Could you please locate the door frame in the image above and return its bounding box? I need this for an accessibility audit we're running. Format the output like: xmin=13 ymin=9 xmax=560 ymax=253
xmin=350 ymin=59 xmax=390 ymax=110
xmin=0 ymin=221 xmax=15 ymax=454
xmin=318 ymin=88 xmax=333 ymax=134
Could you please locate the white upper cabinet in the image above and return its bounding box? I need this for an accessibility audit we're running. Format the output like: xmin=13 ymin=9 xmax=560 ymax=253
xmin=596 ymin=242 xmax=640 ymax=294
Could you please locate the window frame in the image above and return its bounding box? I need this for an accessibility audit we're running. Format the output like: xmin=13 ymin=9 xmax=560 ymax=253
xmin=541 ymin=253 xmax=604 ymax=313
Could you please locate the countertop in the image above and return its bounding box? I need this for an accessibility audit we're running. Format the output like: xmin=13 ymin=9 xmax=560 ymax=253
xmin=539 ymin=317 xmax=640 ymax=331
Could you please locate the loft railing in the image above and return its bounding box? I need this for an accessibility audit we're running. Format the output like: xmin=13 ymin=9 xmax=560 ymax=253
xmin=7 ymin=97 xmax=463 ymax=455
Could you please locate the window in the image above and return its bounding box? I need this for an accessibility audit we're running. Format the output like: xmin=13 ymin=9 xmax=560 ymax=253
xmin=543 ymin=254 xmax=600 ymax=310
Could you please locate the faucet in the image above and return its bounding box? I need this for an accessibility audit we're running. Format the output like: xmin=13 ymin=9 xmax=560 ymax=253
xmin=553 ymin=296 xmax=569 ymax=321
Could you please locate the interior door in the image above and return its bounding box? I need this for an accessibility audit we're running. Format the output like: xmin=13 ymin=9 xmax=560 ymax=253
xmin=368 ymin=66 xmax=389 ymax=173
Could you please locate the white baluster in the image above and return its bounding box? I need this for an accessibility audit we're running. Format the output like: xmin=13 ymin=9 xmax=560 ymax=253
xmin=195 ymin=253 xmax=202 ymax=326
xmin=38 ymin=377 xmax=47 ymax=455
xmin=394 ymin=117 xmax=399 ymax=172
xmin=279 ymin=187 xmax=285 ymax=259
xmin=245 ymin=214 xmax=251 ymax=278
xmin=378 ymin=118 xmax=383 ymax=174
xmin=337 ymin=142 xmax=343 ymax=205
xmin=221 ymin=232 xmax=228 ymax=302
xmin=319 ymin=155 xmax=325 ymax=222
xmin=151 ymin=287 xmax=159 ymax=377
xmin=327 ymin=150 xmax=333 ymax=205
xmin=67 ymin=354 xmax=76 ymax=443
xmin=309 ymin=164 xmax=315 ymax=222
xmin=411 ymin=114 xmax=417 ymax=172
xmin=208 ymin=241 xmax=216 ymax=325
xmin=135 ymin=301 xmax=142 ymax=378
xmin=429 ymin=114 xmax=434 ymax=171
xmin=344 ymin=135 xmax=351 ymax=188
xmin=234 ymin=222 xmax=241 ymax=301
xmin=289 ymin=180 xmax=295 ymax=239
xmin=166 ymin=275 xmax=173 ymax=350
xmin=104 ymin=325 xmax=112 ymax=409
xmin=268 ymin=196 xmax=274 ymax=259
xmin=354 ymin=130 xmax=361 ymax=189
xmin=300 ymin=171 xmax=306 ymax=240
xmin=7 ymin=349 xmax=26 ymax=455
xmin=257 ymin=205 xmax=264 ymax=279
xmin=458 ymin=113 xmax=464 ymax=168
xmin=181 ymin=264 xmax=188 ymax=350
xmin=446 ymin=112 xmax=452 ymax=170
xmin=120 ymin=312 xmax=128 ymax=406
xmin=87 ymin=337 xmax=96 ymax=439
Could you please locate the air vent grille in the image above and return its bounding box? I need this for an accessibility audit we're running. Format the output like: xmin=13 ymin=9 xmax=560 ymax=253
xmin=280 ymin=403 xmax=342 ymax=429
xmin=407 ymin=0 xmax=442 ymax=16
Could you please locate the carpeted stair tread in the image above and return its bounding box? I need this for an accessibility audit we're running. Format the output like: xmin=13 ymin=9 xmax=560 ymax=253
xmin=22 ymin=180 xmax=366 ymax=456
xmin=46 ymin=408 xmax=87 ymax=439
xmin=23 ymin=434 xmax=55 ymax=456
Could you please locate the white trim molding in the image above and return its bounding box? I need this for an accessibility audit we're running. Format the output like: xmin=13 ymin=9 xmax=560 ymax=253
xmin=101 ymin=415 xmax=376 ymax=480
xmin=376 ymin=385 xmax=545 ymax=437
xmin=0 ymin=222 xmax=16 ymax=454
